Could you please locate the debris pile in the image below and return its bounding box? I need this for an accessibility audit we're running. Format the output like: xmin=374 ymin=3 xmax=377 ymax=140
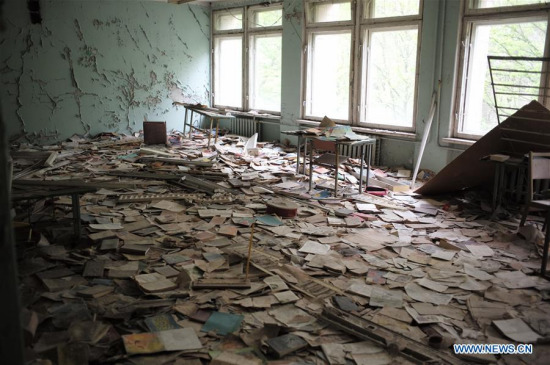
xmin=10 ymin=130 xmax=550 ymax=364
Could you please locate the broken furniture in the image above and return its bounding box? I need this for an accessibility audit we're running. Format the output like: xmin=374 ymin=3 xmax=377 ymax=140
xmin=304 ymin=135 xmax=375 ymax=196
xmin=483 ymin=154 xmax=527 ymax=213
xmin=143 ymin=121 xmax=167 ymax=145
xmin=179 ymin=103 xmax=235 ymax=148
xmin=320 ymin=307 xmax=463 ymax=365
xmin=519 ymin=151 xmax=550 ymax=278
xmin=10 ymin=131 xmax=550 ymax=364
xmin=11 ymin=184 xmax=96 ymax=239
xmin=417 ymin=101 xmax=550 ymax=195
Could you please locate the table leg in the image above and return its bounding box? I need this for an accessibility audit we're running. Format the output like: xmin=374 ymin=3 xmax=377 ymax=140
xmin=309 ymin=139 xmax=314 ymax=192
xmin=189 ymin=111 xmax=194 ymax=139
xmin=208 ymin=117 xmax=214 ymax=148
xmin=296 ymin=135 xmax=301 ymax=175
xmin=71 ymin=193 xmax=81 ymax=239
xmin=359 ymin=144 xmax=365 ymax=194
xmin=366 ymin=144 xmax=372 ymax=189
xmin=334 ymin=146 xmax=339 ymax=197
xmin=215 ymin=119 xmax=219 ymax=145
xmin=497 ymin=164 xmax=506 ymax=210
xmin=303 ymin=137 xmax=308 ymax=175
xmin=183 ymin=108 xmax=188 ymax=135
xmin=491 ymin=165 xmax=499 ymax=212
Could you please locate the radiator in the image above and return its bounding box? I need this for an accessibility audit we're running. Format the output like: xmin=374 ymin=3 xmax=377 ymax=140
xmin=230 ymin=117 xmax=258 ymax=138
xmin=337 ymin=138 xmax=380 ymax=166
xmin=229 ymin=118 xmax=381 ymax=166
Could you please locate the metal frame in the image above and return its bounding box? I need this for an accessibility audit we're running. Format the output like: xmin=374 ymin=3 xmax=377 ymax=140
xmin=488 ymin=55 xmax=550 ymax=124
xmin=302 ymin=0 xmax=423 ymax=132
xmin=452 ymin=0 xmax=550 ymax=140
xmin=211 ymin=3 xmax=283 ymax=115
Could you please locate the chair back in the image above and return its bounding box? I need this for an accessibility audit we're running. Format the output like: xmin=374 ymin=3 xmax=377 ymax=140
xmin=528 ymin=151 xmax=550 ymax=202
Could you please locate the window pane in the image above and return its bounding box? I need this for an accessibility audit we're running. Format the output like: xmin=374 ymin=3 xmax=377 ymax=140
xmin=214 ymin=10 xmax=243 ymax=31
xmin=250 ymin=34 xmax=282 ymax=111
xmin=369 ymin=0 xmax=420 ymax=18
xmin=473 ymin=0 xmax=548 ymax=9
xmin=307 ymin=32 xmax=351 ymax=119
xmin=461 ymin=20 xmax=546 ymax=135
xmin=308 ymin=1 xmax=352 ymax=23
xmin=251 ymin=8 xmax=282 ymax=28
xmin=363 ymin=27 xmax=418 ymax=128
xmin=214 ymin=36 xmax=242 ymax=108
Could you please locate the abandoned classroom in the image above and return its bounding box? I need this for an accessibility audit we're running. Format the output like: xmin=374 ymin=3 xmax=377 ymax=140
xmin=2 ymin=0 xmax=550 ymax=364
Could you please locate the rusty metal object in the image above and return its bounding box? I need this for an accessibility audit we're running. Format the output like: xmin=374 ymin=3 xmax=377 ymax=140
xmin=319 ymin=307 xmax=465 ymax=365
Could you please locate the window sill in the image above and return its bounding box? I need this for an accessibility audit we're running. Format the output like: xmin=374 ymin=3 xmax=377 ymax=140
xmin=296 ymin=119 xmax=417 ymax=140
xmin=226 ymin=110 xmax=281 ymax=120
xmin=440 ymin=137 xmax=476 ymax=147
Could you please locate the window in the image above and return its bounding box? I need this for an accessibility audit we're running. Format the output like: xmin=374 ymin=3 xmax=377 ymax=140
xmin=362 ymin=26 xmax=419 ymax=128
xmin=214 ymin=36 xmax=243 ymax=108
xmin=306 ymin=30 xmax=352 ymax=120
xmin=303 ymin=0 xmax=422 ymax=131
xmin=212 ymin=5 xmax=282 ymax=113
xmin=455 ymin=1 xmax=550 ymax=138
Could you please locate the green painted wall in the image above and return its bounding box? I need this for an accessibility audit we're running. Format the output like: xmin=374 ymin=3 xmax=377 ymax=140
xmin=1 ymin=0 xmax=470 ymax=173
xmin=1 ymin=0 xmax=211 ymax=142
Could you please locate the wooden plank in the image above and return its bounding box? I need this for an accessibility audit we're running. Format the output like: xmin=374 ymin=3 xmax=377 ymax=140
xmin=140 ymin=156 xmax=213 ymax=167
xmin=118 ymin=193 xmax=203 ymax=203
xmin=320 ymin=307 xmax=464 ymax=365
xmin=13 ymin=179 xmax=138 ymax=189
xmin=106 ymin=171 xmax=183 ymax=180
xmin=44 ymin=152 xmax=58 ymax=167
xmin=192 ymin=278 xmax=251 ymax=289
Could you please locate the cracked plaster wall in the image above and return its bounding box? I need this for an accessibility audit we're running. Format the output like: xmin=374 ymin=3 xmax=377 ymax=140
xmin=0 ymin=0 xmax=210 ymax=142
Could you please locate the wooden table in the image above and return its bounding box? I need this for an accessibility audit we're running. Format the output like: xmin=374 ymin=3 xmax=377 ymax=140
xmin=303 ymin=135 xmax=376 ymax=196
xmin=12 ymin=185 xmax=96 ymax=239
xmin=175 ymin=103 xmax=235 ymax=147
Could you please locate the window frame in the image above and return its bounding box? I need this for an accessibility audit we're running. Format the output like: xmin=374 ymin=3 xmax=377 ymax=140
xmin=248 ymin=31 xmax=283 ymax=113
xmin=301 ymin=0 xmax=423 ymax=131
xmin=303 ymin=26 xmax=355 ymax=124
xmin=213 ymin=34 xmax=245 ymax=110
xmin=466 ymin=0 xmax=550 ymax=16
xmin=211 ymin=3 xmax=283 ymax=114
xmin=453 ymin=0 xmax=550 ymax=140
xmin=357 ymin=20 xmax=422 ymax=132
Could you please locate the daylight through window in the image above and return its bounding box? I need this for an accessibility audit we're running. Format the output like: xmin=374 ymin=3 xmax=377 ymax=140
xmin=303 ymin=0 xmax=422 ymax=131
xmin=212 ymin=5 xmax=282 ymax=113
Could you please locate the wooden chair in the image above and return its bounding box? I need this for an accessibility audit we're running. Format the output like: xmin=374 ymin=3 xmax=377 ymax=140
xmin=519 ymin=151 xmax=550 ymax=277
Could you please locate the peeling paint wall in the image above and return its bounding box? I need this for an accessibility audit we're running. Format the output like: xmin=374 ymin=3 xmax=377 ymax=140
xmin=0 ymin=0 xmax=210 ymax=142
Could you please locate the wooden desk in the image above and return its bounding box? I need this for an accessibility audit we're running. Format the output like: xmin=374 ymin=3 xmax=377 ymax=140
xmin=303 ymin=135 xmax=376 ymax=196
xmin=12 ymin=185 xmax=97 ymax=239
xmin=174 ymin=103 xmax=235 ymax=147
